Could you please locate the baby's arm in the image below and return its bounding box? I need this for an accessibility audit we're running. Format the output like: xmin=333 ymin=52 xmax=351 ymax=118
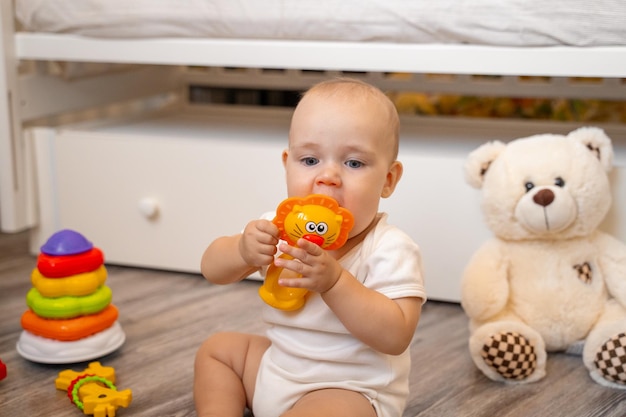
xmin=201 ymin=219 xmax=279 ymax=285
xmin=323 ymin=274 xmax=422 ymax=355
xmin=275 ymin=239 xmax=422 ymax=355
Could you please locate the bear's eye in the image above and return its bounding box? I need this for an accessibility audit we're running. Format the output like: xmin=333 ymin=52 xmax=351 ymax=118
xmin=554 ymin=177 xmax=565 ymax=187
xmin=524 ymin=182 xmax=535 ymax=192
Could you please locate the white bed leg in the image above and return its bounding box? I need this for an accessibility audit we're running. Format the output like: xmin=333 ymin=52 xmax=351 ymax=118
xmin=0 ymin=0 xmax=35 ymax=232
xmin=28 ymin=127 xmax=61 ymax=254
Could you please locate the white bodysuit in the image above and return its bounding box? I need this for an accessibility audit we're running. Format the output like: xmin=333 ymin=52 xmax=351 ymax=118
xmin=252 ymin=213 xmax=427 ymax=417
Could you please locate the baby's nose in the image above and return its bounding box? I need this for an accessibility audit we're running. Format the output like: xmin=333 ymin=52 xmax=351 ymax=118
xmin=316 ymin=165 xmax=341 ymax=186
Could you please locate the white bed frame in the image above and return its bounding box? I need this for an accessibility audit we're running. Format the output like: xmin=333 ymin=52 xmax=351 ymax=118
xmin=2 ymin=1 xmax=625 ymax=301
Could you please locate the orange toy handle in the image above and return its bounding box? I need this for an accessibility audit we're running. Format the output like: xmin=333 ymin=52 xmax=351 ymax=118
xmin=258 ymin=254 xmax=308 ymax=311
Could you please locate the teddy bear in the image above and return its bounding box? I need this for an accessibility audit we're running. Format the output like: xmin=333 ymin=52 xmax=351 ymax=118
xmin=461 ymin=126 xmax=626 ymax=389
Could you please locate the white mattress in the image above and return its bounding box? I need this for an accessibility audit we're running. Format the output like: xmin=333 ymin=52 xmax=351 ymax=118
xmin=16 ymin=0 xmax=626 ymax=47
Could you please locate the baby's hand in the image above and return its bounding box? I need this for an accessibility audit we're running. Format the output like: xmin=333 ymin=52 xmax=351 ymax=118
xmin=239 ymin=219 xmax=279 ymax=268
xmin=274 ymin=238 xmax=343 ymax=293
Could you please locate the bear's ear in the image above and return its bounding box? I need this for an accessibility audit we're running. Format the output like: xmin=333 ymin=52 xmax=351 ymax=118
xmin=464 ymin=140 xmax=506 ymax=189
xmin=568 ymin=127 xmax=614 ymax=173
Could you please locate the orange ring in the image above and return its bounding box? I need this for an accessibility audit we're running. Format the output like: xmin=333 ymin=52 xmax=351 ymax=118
xmin=21 ymin=305 xmax=119 ymax=341
xmin=37 ymin=248 xmax=104 ymax=278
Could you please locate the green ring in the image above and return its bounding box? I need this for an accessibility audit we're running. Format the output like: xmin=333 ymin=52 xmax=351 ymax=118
xmin=26 ymin=285 xmax=112 ymax=318
xmin=71 ymin=375 xmax=117 ymax=410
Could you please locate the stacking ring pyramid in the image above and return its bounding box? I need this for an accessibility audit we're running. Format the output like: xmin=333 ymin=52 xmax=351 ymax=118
xmin=17 ymin=230 xmax=126 ymax=363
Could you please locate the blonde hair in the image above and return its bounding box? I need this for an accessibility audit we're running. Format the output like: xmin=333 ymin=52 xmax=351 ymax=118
xmin=299 ymin=78 xmax=400 ymax=160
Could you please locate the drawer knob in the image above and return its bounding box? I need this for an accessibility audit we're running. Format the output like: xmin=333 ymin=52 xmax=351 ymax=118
xmin=138 ymin=198 xmax=159 ymax=219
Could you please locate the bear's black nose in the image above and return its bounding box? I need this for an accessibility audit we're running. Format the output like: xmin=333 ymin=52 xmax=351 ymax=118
xmin=533 ymin=189 xmax=554 ymax=207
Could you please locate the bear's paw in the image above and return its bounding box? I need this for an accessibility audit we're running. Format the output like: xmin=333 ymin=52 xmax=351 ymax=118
xmin=481 ymin=331 xmax=537 ymax=380
xmin=594 ymin=332 xmax=626 ymax=385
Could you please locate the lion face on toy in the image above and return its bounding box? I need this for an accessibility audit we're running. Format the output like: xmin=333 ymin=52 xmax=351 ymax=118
xmin=273 ymin=194 xmax=354 ymax=250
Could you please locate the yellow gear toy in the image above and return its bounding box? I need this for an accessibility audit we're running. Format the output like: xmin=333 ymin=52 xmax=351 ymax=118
xmin=56 ymin=361 xmax=132 ymax=417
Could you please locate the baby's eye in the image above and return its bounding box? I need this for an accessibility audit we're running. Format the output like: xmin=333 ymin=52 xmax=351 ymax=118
xmin=345 ymin=160 xmax=364 ymax=169
xmin=301 ymin=157 xmax=319 ymax=166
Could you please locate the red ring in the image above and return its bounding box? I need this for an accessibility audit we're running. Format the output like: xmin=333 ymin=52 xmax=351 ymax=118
xmin=37 ymin=248 xmax=104 ymax=278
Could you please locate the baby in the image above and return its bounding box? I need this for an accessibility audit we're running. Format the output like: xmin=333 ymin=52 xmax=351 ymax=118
xmin=194 ymin=78 xmax=426 ymax=417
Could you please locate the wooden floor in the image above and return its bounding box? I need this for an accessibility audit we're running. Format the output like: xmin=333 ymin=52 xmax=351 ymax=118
xmin=1 ymin=230 xmax=625 ymax=417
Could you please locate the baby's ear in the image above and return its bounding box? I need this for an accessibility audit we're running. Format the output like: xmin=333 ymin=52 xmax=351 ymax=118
xmin=567 ymin=127 xmax=614 ymax=173
xmin=464 ymin=141 xmax=506 ymax=189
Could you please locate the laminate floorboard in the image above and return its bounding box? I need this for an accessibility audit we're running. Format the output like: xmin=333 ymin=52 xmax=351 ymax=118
xmin=1 ymin=231 xmax=625 ymax=416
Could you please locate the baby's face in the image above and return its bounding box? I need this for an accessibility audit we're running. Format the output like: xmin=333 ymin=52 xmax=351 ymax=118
xmin=283 ymin=93 xmax=400 ymax=237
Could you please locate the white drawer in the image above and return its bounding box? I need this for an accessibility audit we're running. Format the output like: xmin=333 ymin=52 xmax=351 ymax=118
xmin=31 ymin=107 xmax=291 ymax=272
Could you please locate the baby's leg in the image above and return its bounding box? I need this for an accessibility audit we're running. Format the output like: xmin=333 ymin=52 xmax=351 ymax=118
xmin=194 ymin=331 xmax=271 ymax=417
xmin=282 ymin=388 xmax=378 ymax=417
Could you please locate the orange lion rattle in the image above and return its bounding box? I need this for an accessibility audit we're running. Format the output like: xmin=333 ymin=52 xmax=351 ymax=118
xmin=259 ymin=194 xmax=354 ymax=311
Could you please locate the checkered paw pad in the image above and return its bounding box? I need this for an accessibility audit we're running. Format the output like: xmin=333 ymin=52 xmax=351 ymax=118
xmin=594 ymin=332 xmax=626 ymax=385
xmin=481 ymin=331 xmax=537 ymax=380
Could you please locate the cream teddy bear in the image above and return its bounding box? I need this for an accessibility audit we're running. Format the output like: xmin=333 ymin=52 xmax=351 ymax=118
xmin=461 ymin=127 xmax=626 ymax=388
